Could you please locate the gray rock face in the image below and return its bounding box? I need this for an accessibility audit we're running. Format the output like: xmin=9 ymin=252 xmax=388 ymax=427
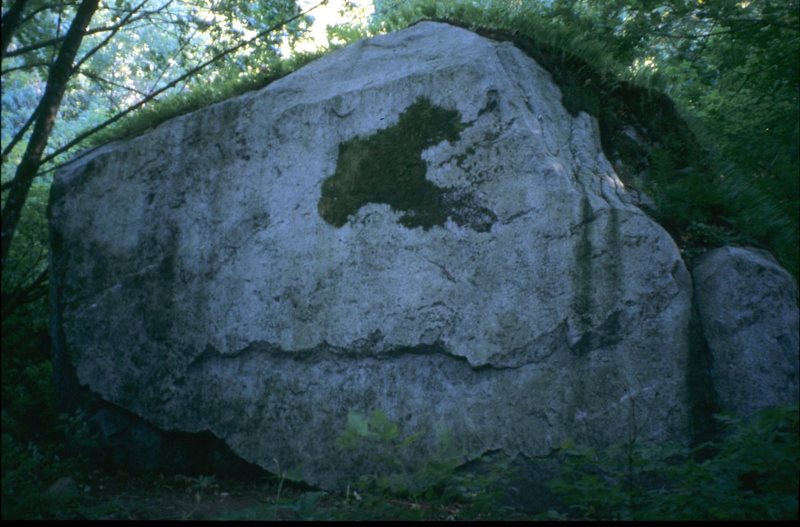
xmin=693 ymin=247 xmax=800 ymax=418
xmin=44 ymin=477 xmax=80 ymax=504
xmin=49 ymin=22 xmax=692 ymax=489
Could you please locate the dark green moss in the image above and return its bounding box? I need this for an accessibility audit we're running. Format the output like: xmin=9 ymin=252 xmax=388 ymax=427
xmin=604 ymin=206 xmax=621 ymax=296
xmin=319 ymin=97 xmax=494 ymax=231
xmin=573 ymin=196 xmax=594 ymax=330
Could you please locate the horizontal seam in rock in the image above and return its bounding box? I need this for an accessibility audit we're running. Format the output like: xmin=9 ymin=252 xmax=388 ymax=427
xmin=499 ymin=208 xmax=537 ymax=225
xmin=183 ymin=339 xmax=539 ymax=372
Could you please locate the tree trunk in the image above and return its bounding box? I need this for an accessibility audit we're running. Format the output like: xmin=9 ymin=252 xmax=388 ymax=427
xmin=1 ymin=0 xmax=100 ymax=271
xmin=0 ymin=0 xmax=29 ymax=58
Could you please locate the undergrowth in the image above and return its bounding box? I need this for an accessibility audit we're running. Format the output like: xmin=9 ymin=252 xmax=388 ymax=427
xmin=541 ymin=406 xmax=799 ymax=521
xmin=2 ymin=361 xmax=797 ymax=522
xmin=333 ymin=409 xmax=513 ymax=519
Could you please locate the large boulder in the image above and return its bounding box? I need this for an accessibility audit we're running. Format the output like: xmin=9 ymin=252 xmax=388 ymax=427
xmin=693 ymin=246 xmax=800 ymax=418
xmin=49 ymin=22 xmax=693 ymax=489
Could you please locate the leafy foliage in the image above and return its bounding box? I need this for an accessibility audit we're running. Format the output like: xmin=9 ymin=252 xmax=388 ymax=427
xmin=1 ymin=410 xmax=98 ymax=520
xmin=335 ymin=409 xmax=511 ymax=518
xmin=543 ymin=406 xmax=799 ymax=521
xmin=1 ymin=0 xmax=309 ymax=166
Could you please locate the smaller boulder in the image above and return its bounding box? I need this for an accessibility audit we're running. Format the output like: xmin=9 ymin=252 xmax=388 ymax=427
xmin=693 ymin=247 xmax=800 ymax=418
xmin=44 ymin=476 xmax=80 ymax=504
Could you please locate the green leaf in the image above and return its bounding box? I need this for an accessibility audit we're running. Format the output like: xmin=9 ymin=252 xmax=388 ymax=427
xmin=347 ymin=411 xmax=373 ymax=438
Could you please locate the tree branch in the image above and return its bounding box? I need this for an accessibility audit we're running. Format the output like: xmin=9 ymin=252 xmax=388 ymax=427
xmin=147 ymin=25 xmax=196 ymax=94
xmin=646 ymin=15 xmax=796 ymax=42
xmin=78 ymin=68 xmax=149 ymax=98
xmin=1 ymin=266 xmax=49 ymax=321
xmin=4 ymin=6 xmax=160 ymax=58
xmin=38 ymin=0 xmax=328 ymax=169
xmin=16 ymin=1 xmax=79 ymax=28
xmin=1 ymin=0 xmax=30 ymax=58
xmin=1 ymin=108 xmax=38 ymax=165
xmin=1 ymin=61 xmax=52 ymax=75
xmin=71 ymin=0 xmax=151 ymax=72
xmin=81 ymin=70 xmax=123 ymax=111
xmin=731 ymin=49 xmax=797 ymax=96
xmin=1 ymin=0 xmax=100 ymax=269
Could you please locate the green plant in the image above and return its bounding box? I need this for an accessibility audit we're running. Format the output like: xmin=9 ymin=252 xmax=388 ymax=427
xmin=270 ymin=458 xmax=288 ymax=520
xmin=335 ymin=409 xmax=423 ymax=496
xmin=542 ymin=406 xmax=799 ymax=521
xmin=1 ymin=405 xmax=101 ymax=519
xmin=335 ymin=409 xmax=512 ymax=519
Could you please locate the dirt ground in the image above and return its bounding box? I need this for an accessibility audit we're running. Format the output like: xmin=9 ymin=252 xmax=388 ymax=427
xmin=34 ymin=468 xmax=495 ymax=521
xmin=46 ymin=471 xmax=282 ymax=520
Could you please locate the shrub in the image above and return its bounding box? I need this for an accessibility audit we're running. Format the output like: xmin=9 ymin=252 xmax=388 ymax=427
xmin=543 ymin=406 xmax=799 ymax=521
xmin=335 ymin=409 xmax=513 ymax=519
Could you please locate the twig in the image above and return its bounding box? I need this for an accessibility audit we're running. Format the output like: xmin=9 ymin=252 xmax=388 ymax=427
xmin=37 ymin=0 xmax=328 ymax=170
xmin=78 ymin=68 xmax=149 ymax=98
xmin=3 ymin=5 xmax=167 ymax=58
xmin=1 ymin=61 xmax=52 ymax=75
xmin=71 ymin=0 xmax=153 ymax=73
xmin=273 ymin=458 xmax=285 ymax=520
xmin=1 ymin=108 xmax=38 ymax=165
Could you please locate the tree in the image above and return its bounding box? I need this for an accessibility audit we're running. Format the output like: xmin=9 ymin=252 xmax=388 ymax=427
xmin=544 ymin=0 xmax=799 ymax=274
xmin=1 ymin=0 xmax=325 ymax=320
xmin=1 ymin=0 xmax=100 ymax=268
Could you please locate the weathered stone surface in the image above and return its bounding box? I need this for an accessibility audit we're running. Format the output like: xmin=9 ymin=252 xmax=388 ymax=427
xmin=49 ymin=22 xmax=692 ymax=489
xmin=693 ymin=246 xmax=800 ymax=418
xmin=44 ymin=477 xmax=79 ymax=504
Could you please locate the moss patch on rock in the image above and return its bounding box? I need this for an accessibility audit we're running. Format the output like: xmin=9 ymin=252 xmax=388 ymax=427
xmin=318 ymin=97 xmax=495 ymax=231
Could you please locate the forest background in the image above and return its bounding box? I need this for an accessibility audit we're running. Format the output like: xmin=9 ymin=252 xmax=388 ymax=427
xmin=2 ymin=0 xmax=798 ymax=520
